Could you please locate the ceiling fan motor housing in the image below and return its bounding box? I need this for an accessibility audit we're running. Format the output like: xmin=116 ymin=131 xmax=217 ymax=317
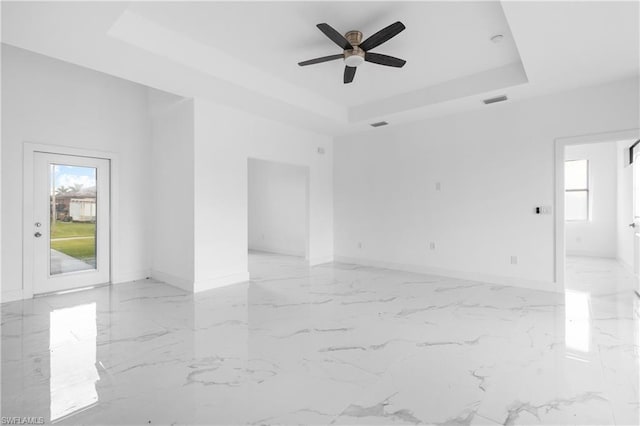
xmin=344 ymin=30 xmax=365 ymax=67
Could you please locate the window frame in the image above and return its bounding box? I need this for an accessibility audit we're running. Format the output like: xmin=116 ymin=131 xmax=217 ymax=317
xmin=564 ymin=159 xmax=590 ymax=222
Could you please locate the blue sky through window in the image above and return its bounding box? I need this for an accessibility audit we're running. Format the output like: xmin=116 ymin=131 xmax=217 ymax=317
xmin=52 ymin=164 xmax=97 ymax=192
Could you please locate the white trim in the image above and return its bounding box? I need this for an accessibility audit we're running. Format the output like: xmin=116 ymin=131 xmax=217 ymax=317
xmin=309 ymin=255 xmax=334 ymax=266
xmin=22 ymin=142 xmax=120 ymax=300
xmin=151 ymin=269 xmax=250 ymax=293
xmin=554 ymin=128 xmax=640 ymax=288
xmin=194 ymin=271 xmax=250 ymax=292
xmin=305 ymin=167 xmax=311 ymax=262
xmin=566 ymin=250 xmax=616 ymax=259
xmin=33 ymin=282 xmax=110 ymax=298
xmin=151 ymin=269 xmax=193 ymax=292
xmin=248 ymin=245 xmax=305 ymax=258
xmin=112 ymin=269 xmax=151 ymax=284
xmin=334 ymin=256 xmax=561 ymax=294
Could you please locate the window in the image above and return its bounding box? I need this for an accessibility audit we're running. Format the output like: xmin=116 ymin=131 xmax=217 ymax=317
xmin=565 ymin=159 xmax=589 ymax=221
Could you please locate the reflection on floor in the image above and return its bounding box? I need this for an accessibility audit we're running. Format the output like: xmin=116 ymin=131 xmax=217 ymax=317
xmin=1 ymin=252 xmax=638 ymax=424
xmin=566 ymin=256 xmax=638 ymax=294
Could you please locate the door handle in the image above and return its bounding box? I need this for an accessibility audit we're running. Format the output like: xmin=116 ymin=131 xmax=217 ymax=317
xmin=34 ymin=232 xmax=42 ymax=238
xmin=630 ymin=223 xmax=637 ymax=228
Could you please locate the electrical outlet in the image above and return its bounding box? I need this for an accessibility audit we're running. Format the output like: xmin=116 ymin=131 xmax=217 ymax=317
xmin=429 ymin=242 xmax=436 ymax=250
xmin=510 ymin=256 xmax=518 ymax=265
xmin=435 ymin=182 xmax=441 ymax=191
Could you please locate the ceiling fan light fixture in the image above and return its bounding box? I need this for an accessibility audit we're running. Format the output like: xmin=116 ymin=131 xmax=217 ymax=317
xmin=344 ymin=47 xmax=365 ymax=67
xmin=345 ymin=54 xmax=365 ymax=67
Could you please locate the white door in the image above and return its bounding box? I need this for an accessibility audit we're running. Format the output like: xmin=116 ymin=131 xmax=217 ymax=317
xmin=32 ymin=152 xmax=110 ymax=294
xmin=633 ymin=152 xmax=640 ymax=278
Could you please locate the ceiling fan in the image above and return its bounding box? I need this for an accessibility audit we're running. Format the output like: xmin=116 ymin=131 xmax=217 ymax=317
xmin=298 ymin=21 xmax=407 ymax=84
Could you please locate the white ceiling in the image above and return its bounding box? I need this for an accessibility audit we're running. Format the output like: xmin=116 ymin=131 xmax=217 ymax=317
xmin=125 ymin=1 xmax=521 ymax=107
xmin=2 ymin=1 xmax=638 ymax=135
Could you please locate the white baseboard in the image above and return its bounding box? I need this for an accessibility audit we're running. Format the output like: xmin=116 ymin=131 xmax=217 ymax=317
xmin=151 ymin=269 xmax=250 ymax=293
xmin=1 ymin=289 xmax=24 ymax=304
xmin=151 ymin=269 xmax=193 ymax=292
xmin=309 ymin=255 xmax=334 ymax=266
xmin=194 ymin=271 xmax=250 ymax=293
xmin=333 ymin=256 xmax=561 ymax=294
xmin=248 ymin=244 xmax=305 ymax=258
xmin=112 ymin=269 xmax=151 ymax=284
xmin=566 ymin=251 xmax=617 ymax=258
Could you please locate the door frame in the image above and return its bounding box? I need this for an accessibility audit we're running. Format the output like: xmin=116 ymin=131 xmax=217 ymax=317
xmin=554 ymin=128 xmax=640 ymax=287
xmin=22 ymin=142 xmax=120 ymax=299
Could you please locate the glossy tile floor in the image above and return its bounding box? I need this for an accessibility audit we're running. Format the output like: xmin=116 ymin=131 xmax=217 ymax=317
xmin=2 ymin=253 xmax=639 ymax=425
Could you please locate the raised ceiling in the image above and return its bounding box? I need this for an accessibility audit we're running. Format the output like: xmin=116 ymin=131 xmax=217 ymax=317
xmin=125 ymin=1 xmax=522 ymax=107
xmin=2 ymin=1 xmax=638 ymax=135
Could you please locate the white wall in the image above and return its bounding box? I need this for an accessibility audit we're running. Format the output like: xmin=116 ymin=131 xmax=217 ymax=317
xmin=148 ymin=90 xmax=195 ymax=291
xmin=0 ymin=45 xmax=334 ymax=299
xmin=617 ymin=139 xmax=635 ymax=270
xmin=248 ymin=159 xmax=307 ymax=257
xmin=565 ymin=142 xmax=617 ymax=258
xmin=1 ymin=45 xmax=154 ymax=301
xmin=192 ymin=99 xmax=333 ymax=292
xmin=334 ymin=77 xmax=639 ymax=292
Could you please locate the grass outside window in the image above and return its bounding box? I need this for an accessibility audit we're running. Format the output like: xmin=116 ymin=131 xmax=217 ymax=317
xmin=50 ymin=222 xmax=96 ymax=261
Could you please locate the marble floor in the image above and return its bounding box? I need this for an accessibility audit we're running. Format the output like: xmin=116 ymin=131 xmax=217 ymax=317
xmin=1 ymin=253 xmax=638 ymax=425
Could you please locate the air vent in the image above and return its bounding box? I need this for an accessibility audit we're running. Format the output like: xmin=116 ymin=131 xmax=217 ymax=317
xmin=370 ymin=121 xmax=389 ymax=127
xmin=483 ymin=95 xmax=508 ymax=105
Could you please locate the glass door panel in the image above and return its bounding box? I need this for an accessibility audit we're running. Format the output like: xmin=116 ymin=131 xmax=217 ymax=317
xmin=49 ymin=164 xmax=98 ymax=275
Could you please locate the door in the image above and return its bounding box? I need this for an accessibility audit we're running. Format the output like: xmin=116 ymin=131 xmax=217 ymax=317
xmin=32 ymin=152 xmax=110 ymax=294
xmin=633 ymin=151 xmax=640 ymax=278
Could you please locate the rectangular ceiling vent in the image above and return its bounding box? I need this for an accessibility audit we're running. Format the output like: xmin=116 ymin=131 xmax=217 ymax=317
xmin=370 ymin=121 xmax=389 ymax=128
xmin=483 ymin=95 xmax=508 ymax=105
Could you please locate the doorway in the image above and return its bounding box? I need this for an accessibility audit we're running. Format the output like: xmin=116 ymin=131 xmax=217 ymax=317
xmin=30 ymin=152 xmax=110 ymax=294
xmin=555 ymin=129 xmax=640 ymax=294
xmin=630 ymin=140 xmax=640 ymax=280
xmin=247 ymin=158 xmax=309 ymax=277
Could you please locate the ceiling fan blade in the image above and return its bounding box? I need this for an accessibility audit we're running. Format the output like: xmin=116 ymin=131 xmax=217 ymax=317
xmin=359 ymin=21 xmax=406 ymax=51
xmin=298 ymin=54 xmax=344 ymax=66
xmin=365 ymin=52 xmax=406 ymax=68
xmin=317 ymin=23 xmax=353 ymax=50
xmin=344 ymin=66 xmax=356 ymax=84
